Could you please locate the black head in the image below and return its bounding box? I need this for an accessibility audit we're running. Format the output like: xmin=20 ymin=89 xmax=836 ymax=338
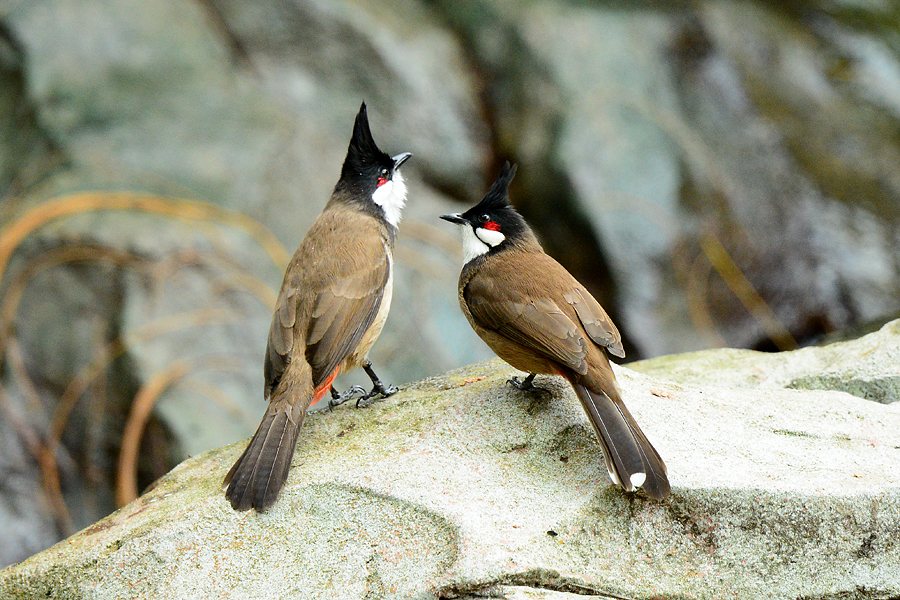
xmin=440 ymin=162 xmax=534 ymax=261
xmin=337 ymin=102 xmax=412 ymax=225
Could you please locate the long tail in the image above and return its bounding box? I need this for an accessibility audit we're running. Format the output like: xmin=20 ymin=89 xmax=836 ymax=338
xmin=223 ymin=405 xmax=304 ymax=511
xmin=571 ymin=382 xmax=670 ymax=500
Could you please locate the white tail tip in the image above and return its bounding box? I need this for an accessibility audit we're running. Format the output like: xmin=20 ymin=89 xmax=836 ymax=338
xmin=607 ymin=467 xmax=621 ymax=486
xmin=630 ymin=472 xmax=647 ymax=489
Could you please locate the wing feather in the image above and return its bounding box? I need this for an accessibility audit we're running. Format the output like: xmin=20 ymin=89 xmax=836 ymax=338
xmin=263 ymin=210 xmax=391 ymax=397
xmin=306 ymin=259 xmax=388 ymax=385
xmin=564 ymin=287 xmax=624 ymax=358
xmin=465 ymin=276 xmax=587 ymax=374
xmin=463 ymin=251 xmax=623 ymax=370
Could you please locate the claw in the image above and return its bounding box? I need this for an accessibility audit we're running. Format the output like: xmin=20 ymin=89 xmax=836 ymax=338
xmin=356 ymin=359 xmax=397 ymax=407
xmin=507 ymin=373 xmax=552 ymax=397
xmin=319 ymin=361 xmax=397 ymax=411
xmin=355 ymin=382 xmax=398 ymax=408
xmin=328 ymin=385 xmax=366 ymax=408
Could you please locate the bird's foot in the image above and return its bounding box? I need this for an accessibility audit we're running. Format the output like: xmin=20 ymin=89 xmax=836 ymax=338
xmin=357 ymin=360 xmax=398 ymax=408
xmin=327 ymin=385 xmax=367 ymax=409
xmin=355 ymin=381 xmax=399 ymax=408
xmin=507 ymin=373 xmax=552 ymax=397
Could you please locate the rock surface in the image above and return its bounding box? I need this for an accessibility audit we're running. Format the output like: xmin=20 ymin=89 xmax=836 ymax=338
xmin=3 ymin=0 xmax=900 ymax=571
xmin=0 ymin=0 xmax=494 ymax=561
xmin=632 ymin=318 xmax=900 ymax=405
xmin=435 ymin=0 xmax=900 ymax=356
xmin=3 ymin=321 xmax=899 ymax=600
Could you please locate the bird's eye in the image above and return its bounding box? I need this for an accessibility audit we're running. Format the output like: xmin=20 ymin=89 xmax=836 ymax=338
xmin=480 ymin=214 xmax=490 ymax=222
xmin=381 ymin=168 xmax=389 ymax=177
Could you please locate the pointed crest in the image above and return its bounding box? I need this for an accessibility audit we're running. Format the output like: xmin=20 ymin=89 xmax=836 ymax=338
xmin=471 ymin=162 xmax=517 ymax=213
xmin=342 ymin=102 xmax=391 ymax=178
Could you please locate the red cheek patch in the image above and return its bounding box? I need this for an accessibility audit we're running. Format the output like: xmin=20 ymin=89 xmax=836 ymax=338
xmin=484 ymin=221 xmax=501 ymax=231
xmin=377 ymin=177 xmax=387 ymax=187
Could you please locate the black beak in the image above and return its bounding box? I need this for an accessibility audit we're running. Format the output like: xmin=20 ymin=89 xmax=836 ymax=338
xmin=440 ymin=213 xmax=467 ymax=225
xmin=392 ymin=152 xmax=412 ymax=169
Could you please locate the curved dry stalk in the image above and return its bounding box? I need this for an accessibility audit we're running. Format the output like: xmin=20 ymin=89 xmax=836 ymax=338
xmin=0 ymin=192 xmax=289 ymax=289
xmin=115 ymin=355 xmax=246 ymax=507
xmin=0 ymin=245 xmax=144 ymax=446
xmin=0 ymin=245 xmax=270 ymax=533
xmin=115 ymin=361 xmax=187 ymax=507
xmin=0 ymin=192 xmax=285 ymax=532
xmin=51 ymin=308 xmax=248 ymax=508
xmin=0 ymin=245 xmax=146 ymax=534
xmin=5 ymin=338 xmax=50 ymax=434
xmin=0 ymin=341 xmax=73 ymax=534
xmin=0 ymin=245 xmax=142 ymax=349
xmin=700 ymin=231 xmax=797 ymax=351
xmin=684 ymin=246 xmax=727 ymax=348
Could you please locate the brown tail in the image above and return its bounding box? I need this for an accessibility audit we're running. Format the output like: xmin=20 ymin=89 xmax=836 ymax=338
xmin=223 ymin=406 xmax=303 ymax=511
xmin=571 ymin=382 xmax=670 ymax=500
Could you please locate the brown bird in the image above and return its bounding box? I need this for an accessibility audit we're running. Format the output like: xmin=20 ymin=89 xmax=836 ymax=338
xmin=224 ymin=103 xmax=411 ymax=511
xmin=440 ymin=163 xmax=670 ymax=499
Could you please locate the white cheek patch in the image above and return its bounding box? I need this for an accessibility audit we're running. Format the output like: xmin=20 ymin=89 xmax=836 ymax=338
xmin=458 ymin=225 xmax=505 ymax=263
xmin=371 ymin=170 xmax=407 ymax=227
xmin=475 ymin=226 xmax=505 ymax=248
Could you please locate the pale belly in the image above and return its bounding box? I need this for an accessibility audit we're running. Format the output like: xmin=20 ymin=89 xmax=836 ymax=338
xmin=342 ymin=252 xmax=393 ymax=370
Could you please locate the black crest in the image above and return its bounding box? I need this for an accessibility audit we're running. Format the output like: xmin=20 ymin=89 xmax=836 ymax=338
xmin=465 ymin=162 xmax=518 ymax=217
xmin=457 ymin=161 xmax=534 ymax=249
xmin=340 ymin=102 xmax=393 ymax=186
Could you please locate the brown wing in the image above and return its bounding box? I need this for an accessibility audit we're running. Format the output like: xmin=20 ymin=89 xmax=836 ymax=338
xmin=464 ymin=266 xmax=589 ymax=375
xmin=263 ymin=284 xmax=297 ymax=398
xmin=563 ymin=286 xmax=624 ymax=358
xmin=264 ymin=210 xmax=390 ymax=397
xmin=464 ymin=251 xmax=622 ymax=373
xmin=304 ymin=252 xmax=389 ymax=385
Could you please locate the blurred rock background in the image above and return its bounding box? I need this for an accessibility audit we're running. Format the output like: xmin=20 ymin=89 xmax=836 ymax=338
xmin=0 ymin=0 xmax=898 ymax=568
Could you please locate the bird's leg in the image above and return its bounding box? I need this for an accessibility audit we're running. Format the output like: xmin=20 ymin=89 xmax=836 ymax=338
xmin=356 ymin=359 xmax=398 ymax=407
xmin=507 ymin=373 xmax=552 ymax=397
xmin=508 ymin=373 xmax=536 ymax=389
xmin=327 ymin=384 xmax=366 ymax=409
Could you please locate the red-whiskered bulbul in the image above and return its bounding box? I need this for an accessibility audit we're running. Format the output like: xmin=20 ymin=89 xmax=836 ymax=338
xmin=224 ymin=102 xmax=411 ymax=511
xmin=440 ymin=163 xmax=670 ymax=500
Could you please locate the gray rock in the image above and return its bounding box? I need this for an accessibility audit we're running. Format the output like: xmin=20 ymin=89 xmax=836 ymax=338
xmin=632 ymin=318 xmax=900 ymax=405
xmin=5 ymin=0 xmax=900 ymax=578
xmin=3 ymin=324 xmax=899 ymax=599
xmin=436 ymin=0 xmax=900 ymax=356
xmin=0 ymin=413 xmax=59 ymax=571
xmin=0 ymin=0 xmax=492 ymax=564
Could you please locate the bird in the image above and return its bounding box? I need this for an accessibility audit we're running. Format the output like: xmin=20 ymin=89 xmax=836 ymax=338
xmin=224 ymin=102 xmax=411 ymax=511
xmin=440 ymin=162 xmax=670 ymax=500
